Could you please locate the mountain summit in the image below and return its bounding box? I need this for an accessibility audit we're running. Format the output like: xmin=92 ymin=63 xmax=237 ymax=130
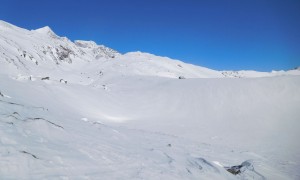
xmin=34 ymin=26 xmax=58 ymax=37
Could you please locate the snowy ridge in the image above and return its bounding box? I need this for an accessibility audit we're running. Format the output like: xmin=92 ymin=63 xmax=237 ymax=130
xmin=75 ymin=40 xmax=120 ymax=59
xmin=0 ymin=21 xmax=120 ymax=76
xmin=34 ymin=26 xmax=59 ymax=38
xmin=1 ymin=20 xmax=299 ymax=79
xmin=1 ymin=20 xmax=300 ymax=179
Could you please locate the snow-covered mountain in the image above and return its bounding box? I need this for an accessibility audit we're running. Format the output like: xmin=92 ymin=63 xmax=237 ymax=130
xmin=1 ymin=20 xmax=300 ymax=179
xmin=1 ymin=20 xmax=299 ymax=80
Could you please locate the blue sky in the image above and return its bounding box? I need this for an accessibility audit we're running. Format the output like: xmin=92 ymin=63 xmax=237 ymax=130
xmin=1 ymin=0 xmax=299 ymax=71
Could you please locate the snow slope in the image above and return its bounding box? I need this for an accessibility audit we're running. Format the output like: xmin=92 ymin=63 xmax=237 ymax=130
xmin=1 ymin=20 xmax=300 ymax=179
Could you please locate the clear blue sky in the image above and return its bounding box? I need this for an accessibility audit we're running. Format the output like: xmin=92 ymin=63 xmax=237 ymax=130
xmin=1 ymin=0 xmax=299 ymax=71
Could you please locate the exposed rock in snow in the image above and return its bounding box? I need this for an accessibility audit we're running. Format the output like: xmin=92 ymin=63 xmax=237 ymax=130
xmin=75 ymin=40 xmax=120 ymax=59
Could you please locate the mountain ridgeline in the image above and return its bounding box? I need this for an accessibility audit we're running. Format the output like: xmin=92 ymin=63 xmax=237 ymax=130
xmin=1 ymin=20 xmax=299 ymax=80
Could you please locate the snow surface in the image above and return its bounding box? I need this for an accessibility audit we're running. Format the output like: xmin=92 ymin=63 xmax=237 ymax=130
xmin=1 ymin=20 xmax=300 ymax=179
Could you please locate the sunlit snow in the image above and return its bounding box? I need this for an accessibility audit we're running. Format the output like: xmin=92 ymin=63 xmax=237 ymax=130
xmin=1 ymin=20 xmax=300 ymax=179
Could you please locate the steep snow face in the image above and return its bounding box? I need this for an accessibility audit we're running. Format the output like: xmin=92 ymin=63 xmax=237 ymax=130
xmin=1 ymin=20 xmax=300 ymax=179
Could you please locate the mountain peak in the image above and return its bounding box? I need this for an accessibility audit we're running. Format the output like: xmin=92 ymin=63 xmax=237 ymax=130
xmin=34 ymin=26 xmax=58 ymax=38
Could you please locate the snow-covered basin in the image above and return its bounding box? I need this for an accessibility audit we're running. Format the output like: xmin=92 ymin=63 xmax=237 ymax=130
xmin=1 ymin=73 xmax=300 ymax=179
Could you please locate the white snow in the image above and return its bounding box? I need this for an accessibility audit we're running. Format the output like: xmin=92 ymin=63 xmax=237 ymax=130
xmin=0 ymin=20 xmax=300 ymax=179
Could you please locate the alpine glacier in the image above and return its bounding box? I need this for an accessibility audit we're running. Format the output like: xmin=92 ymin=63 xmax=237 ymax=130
xmin=0 ymin=20 xmax=300 ymax=179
